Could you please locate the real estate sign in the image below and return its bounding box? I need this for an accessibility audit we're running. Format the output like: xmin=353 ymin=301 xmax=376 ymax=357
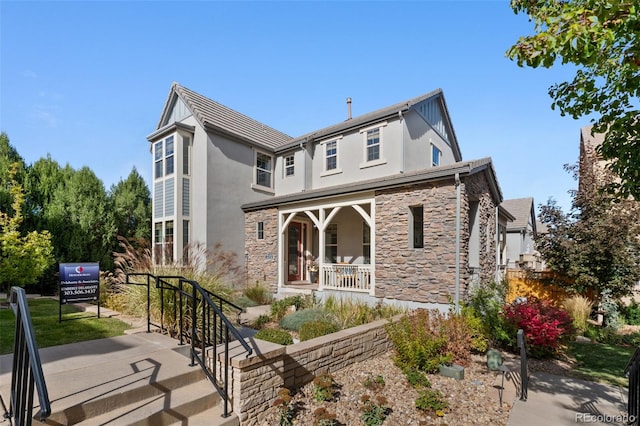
xmin=59 ymin=262 xmax=100 ymax=304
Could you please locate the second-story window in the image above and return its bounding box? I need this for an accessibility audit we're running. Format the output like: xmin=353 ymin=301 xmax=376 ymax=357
xmin=255 ymin=151 xmax=273 ymax=188
xmin=165 ymin=136 xmax=174 ymax=175
xmin=366 ymin=128 xmax=380 ymax=161
xmin=432 ymin=145 xmax=441 ymax=167
xmin=285 ymin=155 xmax=295 ymax=177
xmin=326 ymin=141 xmax=337 ymax=171
xmin=154 ymin=135 xmax=175 ymax=179
xmin=154 ymin=141 xmax=163 ymax=179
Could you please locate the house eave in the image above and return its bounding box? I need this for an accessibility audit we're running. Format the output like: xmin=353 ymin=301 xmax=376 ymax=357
xmin=147 ymin=122 xmax=196 ymax=142
xmin=242 ymin=159 xmax=493 ymax=212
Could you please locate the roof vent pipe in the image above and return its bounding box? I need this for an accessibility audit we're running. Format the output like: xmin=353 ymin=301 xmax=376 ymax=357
xmin=346 ymin=97 xmax=352 ymax=120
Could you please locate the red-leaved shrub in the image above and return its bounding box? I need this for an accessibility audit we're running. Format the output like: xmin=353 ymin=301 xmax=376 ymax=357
xmin=502 ymin=298 xmax=574 ymax=358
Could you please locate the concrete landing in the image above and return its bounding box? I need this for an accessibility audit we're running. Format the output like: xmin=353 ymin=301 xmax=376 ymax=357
xmin=0 ymin=333 xmax=238 ymax=425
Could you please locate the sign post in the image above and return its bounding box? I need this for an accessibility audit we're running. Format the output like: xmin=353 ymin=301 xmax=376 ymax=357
xmin=58 ymin=262 xmax=100 ymax=322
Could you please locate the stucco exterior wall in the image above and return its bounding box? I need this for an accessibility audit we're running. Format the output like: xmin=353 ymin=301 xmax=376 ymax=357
xmin=244 ymin=208 xmax=278 ymax=291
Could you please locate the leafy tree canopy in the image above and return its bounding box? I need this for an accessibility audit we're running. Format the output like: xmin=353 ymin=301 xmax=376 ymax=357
xmin=109 ymin=167 xmax=151 ymax=241
xmin=535 ymin=160 xmax=640 ymax=298
xmin=0 ymin=164 xmax=54 ymax=290
xmin=507 ymin=0 xmax=640 ymax=198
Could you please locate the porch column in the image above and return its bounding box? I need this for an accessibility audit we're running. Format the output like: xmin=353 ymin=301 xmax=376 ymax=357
xmin=318 ymin=208 xmax=326 ymax=291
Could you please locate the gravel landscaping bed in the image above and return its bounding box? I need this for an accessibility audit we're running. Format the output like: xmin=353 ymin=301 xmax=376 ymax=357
xmin=262 ymin=351 xmax=513 ymax=425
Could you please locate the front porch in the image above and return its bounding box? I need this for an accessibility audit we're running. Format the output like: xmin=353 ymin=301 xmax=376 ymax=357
xmin=277 ymin=195 xmax=376 ymax=295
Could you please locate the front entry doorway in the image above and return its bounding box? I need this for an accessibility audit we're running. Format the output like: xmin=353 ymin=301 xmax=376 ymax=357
xmin=287 ymin=222 xmax=305 ymax=282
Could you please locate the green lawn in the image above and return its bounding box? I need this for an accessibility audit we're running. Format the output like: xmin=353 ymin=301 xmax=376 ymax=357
xmin=567 ymin=341 xmax=635 ymax=387
xmin=0 ymin=298 xmax=132 ymax=354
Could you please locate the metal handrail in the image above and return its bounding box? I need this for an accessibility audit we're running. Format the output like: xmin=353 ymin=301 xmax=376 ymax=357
xmin=123 ymin=273 xmax=252 ymax=418
xmin=5 ymin=287 xmax=51 ymax=425
xmin=517 ymin=329 xmax=528 ymax=401
xmin=625 ymin=346 xmax=640 ymax=425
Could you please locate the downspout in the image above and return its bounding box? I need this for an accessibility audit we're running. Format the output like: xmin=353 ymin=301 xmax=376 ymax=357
xmin=299 ymin=141 xmax=306 ymax=191
xmin=399 ymin=110 xmax=405 ymax=173
xmin=495 ymin=206 xmax=499 ymax=281
xmin=455 ymin=173 xmax=461 ymax=314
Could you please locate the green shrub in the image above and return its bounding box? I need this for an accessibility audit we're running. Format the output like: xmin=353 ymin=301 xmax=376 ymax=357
xmin=312 ymin=373 xmax=336 ymax=402
xmin=621 ymin=300 xmax=640 ymax=326
xmin=360 ymin=395 xmax=389 ymax=426
xmin=385 ymin=309 xmax=452 ymax=373
xmin=271 ymin=295 xmax=311 ymax=321
xmin=299 ymin=320 xmax=340 ymax=341
xmin=363 ymin=374 xmax=385 ymax=392
xmin=279 ymin=308 xmax=335 ymax=332
xmin=254 ymin=328 xmax=293 ymax=345
xmin=403 ymin=368 xmax=431 ymax=389
xmin=461 ymin=306 xmax=489 ymax=353
xmin=252 ymin=314 xmax=272 ymax=330
xmin=243 ymin=283 xmax=273 ymax=305
xmin=234 ymin=294 xmax=258 ymax=308
xmin=466 ymin=279 xmax=512 ymax=348
xmin=415 ymin=388 xmax=449 ymax=416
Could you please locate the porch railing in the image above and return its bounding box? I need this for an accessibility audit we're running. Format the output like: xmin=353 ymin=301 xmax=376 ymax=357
xmin=5 ymin=286 xmax=51 ymax=425
xmin=625 ymin=346 xmax=640 ymax=425
xmin=321 ymin=264 xmax=372 ymax=292
xmin=124 ymin=273 xmax=252 ymax=418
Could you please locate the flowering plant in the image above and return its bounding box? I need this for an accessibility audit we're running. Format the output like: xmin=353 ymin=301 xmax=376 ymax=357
xmin=307 ymin=261 xmax=319 ymax=272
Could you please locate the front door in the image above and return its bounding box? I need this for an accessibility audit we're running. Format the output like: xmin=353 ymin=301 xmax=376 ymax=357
xmin=287 ymin=222 xmax=303 ymax=282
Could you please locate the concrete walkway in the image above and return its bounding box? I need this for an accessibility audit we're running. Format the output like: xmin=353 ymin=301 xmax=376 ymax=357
xmin=507 ymin=370 xmax=630 ymax=426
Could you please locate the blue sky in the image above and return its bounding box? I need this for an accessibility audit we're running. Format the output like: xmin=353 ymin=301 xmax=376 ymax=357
xmin=1 ymin=1 xmax=588 ymax=213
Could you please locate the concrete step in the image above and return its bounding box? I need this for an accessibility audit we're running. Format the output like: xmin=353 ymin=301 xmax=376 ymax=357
xmin=0 ymin=333 xmax=236 ymax=426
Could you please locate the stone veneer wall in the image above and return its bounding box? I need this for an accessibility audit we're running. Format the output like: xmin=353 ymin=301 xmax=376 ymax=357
xmin=375 ymin=180 xmax=461 ymax=304
xmin=244 ymin=208 xmax=278 ymax=292
xmin=222 ymin=318 xmax=394 ymax=425
xmin=462 ymin=172 xmax=498 ymax=285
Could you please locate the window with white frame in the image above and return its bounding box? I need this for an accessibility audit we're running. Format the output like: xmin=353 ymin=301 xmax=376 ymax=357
xmin=255 ymin=151 xmax=273 ymax=188
xmin=154 ymin=135 xmax=175 ymax=179
xmin=432 ymin=145 xmax=441 ymax=167
xmin=165 ymin=136 xmax=174 ymax=175
xmin=366 ymin=128 xmax=380 ymax=161
xmin=285 ymin=155 xmax=295 ymax=177
xmin=325 ymin=140 xmax=337 ymax=171
xmin=325 ymin=224 xmax=338 ymax=263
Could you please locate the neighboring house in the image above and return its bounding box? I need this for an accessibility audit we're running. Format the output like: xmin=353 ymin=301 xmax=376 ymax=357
xmin=500 ymin=197 xmax=541 ymax=270
xmin=148 ymin=82 xmax=510 ymax=310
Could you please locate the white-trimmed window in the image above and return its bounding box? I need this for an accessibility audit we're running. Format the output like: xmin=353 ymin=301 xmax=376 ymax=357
xmin=360 ymin=122 xmax=387 ymax=168
xmin=326 ymin=141 xmax=337 ymax=171
xmin=325 ymin=224 xmax=338 ymax=263
xmin=432 ymin=145 xmax=441 ymax=167
xmin=366 ymin=128 xmax=380 ymax=161
xmin=255 ymin=151 xmax=273 ymax=188
xmin=257 ymin=221 xmax=264 ymax=239
xmin=154 ymin=135 xmax=175 ymax=179
xmin=285 ymin=155 xmax=295 ymax=177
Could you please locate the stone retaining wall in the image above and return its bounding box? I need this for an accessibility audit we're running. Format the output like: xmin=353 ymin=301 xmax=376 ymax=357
xmin=220 ymin=318 xmax=395 ymax=424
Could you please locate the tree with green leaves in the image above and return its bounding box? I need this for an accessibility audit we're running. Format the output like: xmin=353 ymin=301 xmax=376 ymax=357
xmin=535 ymin=159 xmax=640 ymax=298
xmin=507 ymin=0 xmax=640 ymax=198
xmin=109 ymin=167 xmax=151 ymax=242
xmin=0 ymin=164 xmax=54 ymax=291
xmin=0 ymin=133 xmax=27 ymax=217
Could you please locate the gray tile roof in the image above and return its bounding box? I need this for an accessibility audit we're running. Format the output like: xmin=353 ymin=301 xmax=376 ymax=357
xmin=159 ymin=82 xmax=293 ymax=149
xmin=500 ymin=197 xmax=535 ymax=231
xmin=243 ymin=157 xmax=500 ymax=211
xmin=276 ymin=89 xmax=462 ymax=162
